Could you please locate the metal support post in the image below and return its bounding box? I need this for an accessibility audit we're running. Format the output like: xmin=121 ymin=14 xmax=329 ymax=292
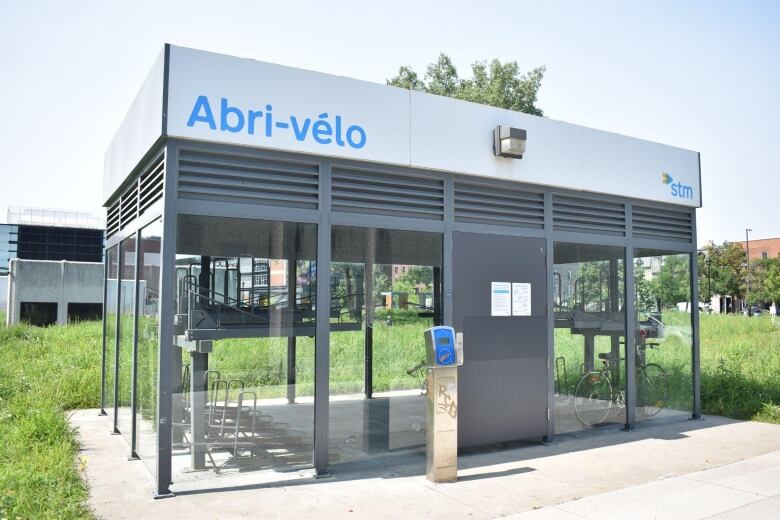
xmin=691 ymin=248 xmax=703 ymax=419
xmin=313 ymin=163 xmax=331 ymax=477
xmin=443 ymin=176 xmax=454 ymax=327
xmin=129 ymin=229 xmax=142 ymax=459
xmin=609 ymin=257 xmax=621 ymax=388
xmin=623 ymin=224 xmax=637 ymax=431
xmin=364 ymin=229 xmax=375 ymax=399
xmin=287 ymin=255 xmax=297 ymax=404
xmin=155 ymin=140 xmax=177 ymax=498
xmin=112 ymin=241 xmax=122 ymax=434
xmin=100 ymin=255 xmax=109 ymax=416
xmin=544 ymin=233 xmax=555 ymax=443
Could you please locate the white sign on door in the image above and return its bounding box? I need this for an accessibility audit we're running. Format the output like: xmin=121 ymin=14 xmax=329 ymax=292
xmin=491 ymin=282 xmax=512 ymax=316
xmin=512 ymin=283 xmax=532 ymax=316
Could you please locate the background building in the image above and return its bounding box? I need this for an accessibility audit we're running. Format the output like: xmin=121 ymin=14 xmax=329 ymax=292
xmin=0 ymin=207 xmax=105 ymax=275
xmin=740 ymin=236 xmax=780 ymax=261
xmin=0 ymin=207 xmax=105 ymax=318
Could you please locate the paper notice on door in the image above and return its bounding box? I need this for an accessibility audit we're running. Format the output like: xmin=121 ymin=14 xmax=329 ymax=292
xmin=491 ymin=282 xmax=512 ymax=316
xmin=512 ymin=283 xmax=531 ymax=316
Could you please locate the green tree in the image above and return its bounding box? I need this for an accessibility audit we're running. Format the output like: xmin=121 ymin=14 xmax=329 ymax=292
xmin=634 ymin=261 xmax=654 ymax=313
xmin=388 ymin=53 xmax=546 ymax=116
xmin=764 ymin=256 xmax=780 ymax=307
xmin=699 ymin=242 xmax=746 ymax=312
xmin=649 ymin=255 xmax=690 ymax=309
xmin=398 ymin=265 xmax=433 ymax=287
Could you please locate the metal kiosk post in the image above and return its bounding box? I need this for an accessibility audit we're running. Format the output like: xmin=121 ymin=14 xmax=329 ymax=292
xmin=424 ymin=325 xmax=463 ymax=483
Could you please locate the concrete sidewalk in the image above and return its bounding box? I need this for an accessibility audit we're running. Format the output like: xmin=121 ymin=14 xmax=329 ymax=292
xmin=71 ymin=410 xmax=780 ymax=519
xmin=507 ymin=451 xmax=780 ymax=519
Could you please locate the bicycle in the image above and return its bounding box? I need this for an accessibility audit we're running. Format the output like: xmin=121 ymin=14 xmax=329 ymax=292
xmin=573 ymin=343 xmax=669 ymax=426
xmin=406 ymin=360 xmax=428 ymax=395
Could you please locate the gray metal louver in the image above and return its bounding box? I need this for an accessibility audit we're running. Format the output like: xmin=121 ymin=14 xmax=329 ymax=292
xmin=331 ymin=167 xmax=444 ymax=220
xmin=120 ymin=183 xmax=138 ymax=228
xmin=139 ymin=158 xmax=164 ymax=215
xmin=454 ymin=180 xmax=544 ymax=229
xmin=106 ymin=199 xmax=120 ymax=238
xmin=631 ymin=204 xmax=693 ymax=243
xmin=177 ymin=149 xmax=319 ymax=210
xmin=553 ymin=194 xmax=625 ymax=236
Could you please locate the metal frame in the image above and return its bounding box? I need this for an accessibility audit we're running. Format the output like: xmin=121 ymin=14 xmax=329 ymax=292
xmin=313 ymin=160 xmax=332 ymax=475
xmin=154 ymin=143 xmax=177 ymax=497
xmin=112 ymin=240 xmax=122 ymax=434
xmin=129 ymin=228 xmax=142 ymax=459
xmin=101 ymin=136 xmax=701 ymax=496
xmin=623 ymin=204 xmax=637 ymax=430
xmin=99 ymin=252 xmax=109 ymax=416
xmin=691 ymin=211 xmax=702 ymax=419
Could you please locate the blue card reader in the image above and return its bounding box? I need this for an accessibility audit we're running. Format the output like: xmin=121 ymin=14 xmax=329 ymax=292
xmin=424 ymin=326 xmax=457 ymax=366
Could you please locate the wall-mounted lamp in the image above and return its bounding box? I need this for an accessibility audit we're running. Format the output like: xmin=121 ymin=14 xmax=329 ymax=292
xmin=493 ymin=126 xmax=527 ymax=159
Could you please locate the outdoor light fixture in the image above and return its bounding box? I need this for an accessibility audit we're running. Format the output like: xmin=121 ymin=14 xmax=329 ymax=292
xmin=493 ymin=126 xmax=527 ymax=159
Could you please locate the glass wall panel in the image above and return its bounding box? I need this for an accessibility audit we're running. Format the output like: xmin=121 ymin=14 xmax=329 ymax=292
xmin=137 ymin=219 xmax=162 ymax=475
xmin=104 ymin=246 xmax=119 ymax=418
xmin=117 ymin=236 xmax=137 ymax=445
xmin=329 ymin=226 xmax=442 ymax=466
xmin=633 ymin=250 xmax=693 ymax=422
xmin=171 ymin=215 xmax=317 ymax=484
xmin=553 ymin=243 xmax=626 ymax=434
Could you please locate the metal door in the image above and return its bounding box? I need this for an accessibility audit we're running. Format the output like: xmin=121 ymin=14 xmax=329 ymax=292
xmin=452 ymin=232 xmax=548 ymax=447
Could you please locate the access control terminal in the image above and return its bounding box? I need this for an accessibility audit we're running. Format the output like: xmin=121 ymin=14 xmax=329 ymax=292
xmin=423 ymin=326 xmax=463 ymax=483
xmin=426 ymin=326 xmax=457 ymax=366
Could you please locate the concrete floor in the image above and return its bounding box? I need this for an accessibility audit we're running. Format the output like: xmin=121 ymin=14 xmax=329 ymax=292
xmin=72 ymin=410 xmax=780 ymax=519
xmin=506 ymin=450 xmax=780 ymax=519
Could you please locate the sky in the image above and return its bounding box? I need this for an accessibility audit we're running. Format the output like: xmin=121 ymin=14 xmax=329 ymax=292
xmin=0 ymin=1 xmax=778 ymax=246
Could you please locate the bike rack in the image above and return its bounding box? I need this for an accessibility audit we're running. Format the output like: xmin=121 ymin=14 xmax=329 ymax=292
xmin=555 ymin=356 xmax=570 ymax=395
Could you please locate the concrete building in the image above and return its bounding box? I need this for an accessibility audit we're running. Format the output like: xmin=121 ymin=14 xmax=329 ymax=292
xmin=0 ymin=206 xmax=105 ymax=276
xmin=0 ymin=275 xmax=7 ymax=314
xmin=740 ymin=236 xmax=780 ymax=261
xmin=100 ymin=45 xmax=702 ymax=497
xmin=6 ymin=259 xmax=103 ymax=326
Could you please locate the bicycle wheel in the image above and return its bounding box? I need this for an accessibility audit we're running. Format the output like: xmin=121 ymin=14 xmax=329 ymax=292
xmin=574 ymin=371 xmax=613 ymax=426
xmin=637 ymin=363 xmax=669 ymax=417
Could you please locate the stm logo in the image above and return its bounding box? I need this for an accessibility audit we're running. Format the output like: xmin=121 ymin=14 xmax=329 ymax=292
xmin=662 ymin=172 xmax=693 ymax=200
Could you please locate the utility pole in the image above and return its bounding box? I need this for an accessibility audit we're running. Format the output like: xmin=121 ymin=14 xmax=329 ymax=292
xmin=745 ymin=228 xmax=752 ymax=316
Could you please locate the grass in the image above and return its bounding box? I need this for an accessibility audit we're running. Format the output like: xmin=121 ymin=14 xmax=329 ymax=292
xmin=0 ymin=311 xmax=778 ymax=518
xmin=0 ymin=320 xmax=101 ymax=520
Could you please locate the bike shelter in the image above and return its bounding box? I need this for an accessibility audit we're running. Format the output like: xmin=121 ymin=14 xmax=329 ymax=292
xmin=100 ymin=45 xmax=702 ymax=497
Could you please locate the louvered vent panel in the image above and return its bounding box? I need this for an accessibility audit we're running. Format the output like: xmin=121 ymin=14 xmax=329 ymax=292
xmin=177 ymin=149 xmax=319 ymax=210
xmin=106 ymin=199 xmax=120 ymax=238
xmin=138 ymin=158 xmax=164 ymax=214
xmin=632 ymin=204 xmax=693 ymax=243
xmin=119 ymin=183 xmax=138 ymax=228
xmin=454 ymin=181 xmax=544 ymax=229
xmin=553 ymin=195 xmax=625 ymax=236
xmin=331 ymin=168 xmax=444 ymax=220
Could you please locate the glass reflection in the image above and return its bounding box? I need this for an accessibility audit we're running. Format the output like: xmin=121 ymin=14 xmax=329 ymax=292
xmin=553 ymin=243 xmax=626 ymax=433
xmin=117 ymin=236 xmax=136 ymax=446
xmin=104 ymin=246 xmax=119 ymax=418
xmin=329 ymin=226 xmax=442 ymax=465
xmin=634 ymin=250 xmax=692 ymax=421
xmin=171 ymin=215 xmax=317 ymax=483
xmin=137 ymin=219 xmax=162 ymax=475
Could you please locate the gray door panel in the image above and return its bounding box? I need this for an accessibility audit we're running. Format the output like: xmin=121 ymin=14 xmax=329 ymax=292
xmin=453 ymin=232 xmax=548 ymax=447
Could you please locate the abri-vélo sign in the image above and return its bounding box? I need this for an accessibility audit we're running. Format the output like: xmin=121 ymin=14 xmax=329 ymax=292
xmin=186 ymin=95 xmax=367 ymax=149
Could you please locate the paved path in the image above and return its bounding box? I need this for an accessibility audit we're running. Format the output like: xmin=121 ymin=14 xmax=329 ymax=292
xmin=71 ymin=410 xmax=780 ymax=519
xmin=507 ymin=451 xmax=780 ymax=519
